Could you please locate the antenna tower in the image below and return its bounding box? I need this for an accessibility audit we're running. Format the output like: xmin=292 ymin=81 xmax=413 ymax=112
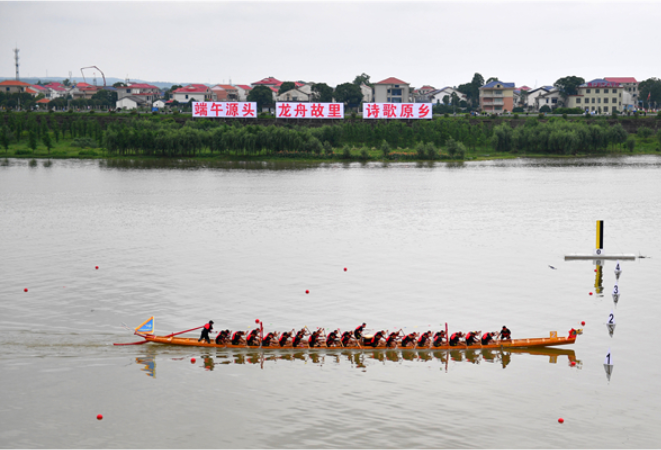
xmin=14 ymin=47 xmax=19 ymax=80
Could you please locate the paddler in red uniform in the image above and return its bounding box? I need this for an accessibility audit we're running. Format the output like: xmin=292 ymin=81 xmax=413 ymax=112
xmin=198 ymin=320 xmax=214 ymax=344
xmin=481 ymin=332 xmax=496 ymax=346
xmin=499 ymin=326 xmax=512 ymax=341
xmin=354 ymin=323 xmax=367 ymax=340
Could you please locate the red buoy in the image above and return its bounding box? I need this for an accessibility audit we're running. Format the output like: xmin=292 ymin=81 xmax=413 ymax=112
xmin=306 ymin=290 xmax=309 ymax=294
xmin=589 ymin=292 xmax=593 ymax=296
xmin=558 ymin=418 xmax=564 ymax=424
xmin=24 ymin=288 xmax=28 ymax=292
xmin=344 ymin=268 xmax=347 ymax=272
xmin=97 ymin=414 xmax=103 ymax=420
xmin=191 ymin=358 xmax=196 ymax=364
xmin=95 ymin=266 xmax=99 ymax=270
xmin=581 ymin=321 xmax=586 ymax=326
xmin=570 ymin=361 xmax=576 ymax=366
xmin=255 ymin=319 xmax=260 ymax=324
xmin=594 ymin=269 xmax=597 ymax=272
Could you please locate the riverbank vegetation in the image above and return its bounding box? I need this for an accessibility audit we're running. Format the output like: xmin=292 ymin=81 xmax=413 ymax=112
xmin=1 ymin=112 xmax=659 ymax=161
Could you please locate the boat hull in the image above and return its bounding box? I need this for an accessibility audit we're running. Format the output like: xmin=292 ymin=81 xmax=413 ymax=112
xmin=140 ymin=334 xmax=576 ymax=350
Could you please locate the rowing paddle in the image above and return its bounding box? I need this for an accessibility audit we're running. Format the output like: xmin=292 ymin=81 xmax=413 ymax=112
xmin=113 ymin=340 xmax=148 ymax=346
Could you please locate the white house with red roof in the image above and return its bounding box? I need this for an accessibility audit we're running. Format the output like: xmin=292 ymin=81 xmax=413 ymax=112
xmin=116 ymin=83 xmax=161 ymax=102
xmin=234 ymin=85 xmax=252 ymax=101
xmin=171 ymin=84 xmax=215 ymax=103
xmin=44 ymin=82 xmax=68 ymax=99
xmin=70 ymin=82 xmax=101 ymax=100
xmin=251 ymin=77 xmax=282 ymax=88
xmin=276 ymin=88 xmax=311 ymax=102
xmin=210 ymin=84 xmax=239 ymax=102
xmin=372 ymin=77 xmax=411 ymax=103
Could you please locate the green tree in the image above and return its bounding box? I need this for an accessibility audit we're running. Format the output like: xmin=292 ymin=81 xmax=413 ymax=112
xmin=540 ymin=105 xmax=551 ymax=113
xmin=457 ymin=73 xmax=484 ymax=109
xmin=334 ymin=83 xmax=363 ymax=105
xmin=247 ymin=85 xmax=275 ymax=111
xmin=28 ymin=130 xmax=38 ymax=151
xmin=554 ymin=76 xmax=585 ymax=98
xmin=486 ymin=77 xmax=499 ymax=84
xmin=451 ymin=92 xmax=460 ymax=108
xmin=311 ymin=83 xmax=334 ymax=102
xmin=442 ymin=95 xmax=450 ymax=105
xmin=278 ymin=81 xmax=296 ymax=95
xmin=352 ymin=73 xmax=371 ymax=86
xmin=638 ymin=78 xmax=661 ymax=108
xmin=0 ymin=126 xmax=9 ymax=152
xmin=62 ymin=79 xmax=71 ymax=87
xmin=91 ymin=89 xmax=118 ymax=107
xmin=42 ymin=131 xmax=53 ymax=154
xmin=113 ymin=82 xmax=127 ymax=88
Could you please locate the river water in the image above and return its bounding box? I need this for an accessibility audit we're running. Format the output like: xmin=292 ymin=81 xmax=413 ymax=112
xmin=1 ymin=156 xmax=661 ymax=448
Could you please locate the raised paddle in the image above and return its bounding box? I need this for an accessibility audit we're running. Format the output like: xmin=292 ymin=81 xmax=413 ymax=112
xmin=113 ymin=340 xmax=148 ymax=346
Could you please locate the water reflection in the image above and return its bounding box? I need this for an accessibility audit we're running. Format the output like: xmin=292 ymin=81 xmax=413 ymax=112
xmin=135 ymin=347 xmax=579 ymax=377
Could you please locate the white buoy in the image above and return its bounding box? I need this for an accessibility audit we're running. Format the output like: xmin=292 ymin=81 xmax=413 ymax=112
xmin=614 ymin=260 xmax=622 ymax=277
xmin=607 ymin=310 xmax=616 ymax=337
xmin=604 ymin=348 xmax=614 ymax=381
xmin=612 ymin=283 xmax=620 ymax=303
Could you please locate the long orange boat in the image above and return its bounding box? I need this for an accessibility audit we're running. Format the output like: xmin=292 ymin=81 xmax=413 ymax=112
xmin=114 ymin=317 xmax=580 ymax=351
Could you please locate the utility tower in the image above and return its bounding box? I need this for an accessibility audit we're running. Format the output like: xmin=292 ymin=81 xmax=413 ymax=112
xmin=14 ymin=47 xmax=19 ymax=80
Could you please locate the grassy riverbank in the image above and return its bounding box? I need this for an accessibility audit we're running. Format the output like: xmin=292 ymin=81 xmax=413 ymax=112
xmin=1 ymin=112 xmax=660 ymax=162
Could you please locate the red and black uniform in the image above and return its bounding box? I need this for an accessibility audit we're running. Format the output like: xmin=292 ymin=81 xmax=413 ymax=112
xmin=418 ymin=332 xmax=432 ymax=347
xmin=292 ymin=330 xmax=306 ymax=347
xmin=481 ymin=332 xmax=494 ymax=346
xmin=386 ymin=332 xmax=400 ymax=347
xmin=341 ymin=331 xmax=353 ymax=347
xmin=199 ymin=321 xmax=214 ymax=344
xmin=262 ymin=332 xmax=275 ymax=347
xmin=432 ymin=331 xmax=446 ymax=347
xmin=364 ymin=332 xmax=384 ymax=348
xmin=569 ymin=328 xmax=577 ymax=338
xmin=231 ymin=331 xmax=244 ymax=346
xmin=401 ymin=333 xmax=417 ymax=347
xmin=279 ymin=332 xmax=291 ymax=347
xmin=326 ymin=331 xmax=339 ymax=347
xmin=308 ymin=331 xmax=322 ymax=348
xmin=500 ymin=327 xmax=512 ymax=340
xmin=215 ymin=329 xmax=229 ymax=345
xmin=354 ymin=324 xmax=366 ymax=340
xmin=247 ymin=329 xmax=260 ymax=347
xmin=449 ymin=332 xmax=462 ymax=346
xmin=465 ymin=332 xmax=478 ymax=346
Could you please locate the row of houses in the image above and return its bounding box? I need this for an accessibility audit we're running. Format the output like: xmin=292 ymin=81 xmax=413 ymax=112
xmin=1 ymin=75 xmax=644 ymax=113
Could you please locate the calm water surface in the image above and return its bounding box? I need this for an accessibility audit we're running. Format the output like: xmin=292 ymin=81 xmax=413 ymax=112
xmin=1 ymin=156 xmax=661 ymax=448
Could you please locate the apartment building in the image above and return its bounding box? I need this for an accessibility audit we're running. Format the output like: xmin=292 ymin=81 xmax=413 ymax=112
xmin=479 ymin=80 xmax=515 ymax=113
xmin=372 ymin=77 xmax=410 ymax=103
xmin=566 ymin=79 xmax=623 ymax=113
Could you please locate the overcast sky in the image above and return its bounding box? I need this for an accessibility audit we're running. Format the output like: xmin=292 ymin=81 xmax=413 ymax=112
xmin=1 ymin=1 xmax=660 ymax=88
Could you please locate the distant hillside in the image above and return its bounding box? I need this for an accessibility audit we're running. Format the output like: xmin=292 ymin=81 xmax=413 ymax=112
xmin=0 ymin=77 xmax=203 ymax=89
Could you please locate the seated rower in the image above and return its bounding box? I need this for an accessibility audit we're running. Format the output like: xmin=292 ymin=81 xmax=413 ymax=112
xmin=341 ymin=331 xmax=359 ymax=347
xmin=215 ymin=329 xmax=230 ymax=345
xmin=230 ymin=330 xmax=246 ymax=346
xmin=354 ymin=323 xmax=367 ymax=340
xmin=417 ymin=331 xmax=433 ymax=348
xmin=499 ymin=326 xmax=512 ymax=340
xmin=278 ymin=331 xmax=293 ymax=347
xmin=449 ymin=331 xmax=464 ymax=347
xmin=386 ymin=331 xmax=403 ymax=348
xmin=432 ymin=330 xmax=446 ymax=347
xmin=465 ymin=331 xmax=481 ymax=346
xmin=292 ymin=328 xmax=309 ymax=348
xmin=308 ymin=329 xmax=324 ymax=348
xmin=325 ymin=330 xmax=340 ymax=347
xmin=400 ymin=332 xmax=418 ymax=348
xmin=198 ymin=320 xmax=214 ymax=344
xmin=262 ymin=332 xmax=277 ymax=347
xmin=481 ymin=332 xmax=497 ymax=346
xmin=246 ymin=328 xmax=261 ymax=347
xmin=363 ymin=331 xmax=386 ymax=348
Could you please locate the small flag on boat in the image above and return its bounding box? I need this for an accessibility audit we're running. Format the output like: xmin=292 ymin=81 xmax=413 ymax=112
xmin=135 ymin=316 xmax=155 ymax=335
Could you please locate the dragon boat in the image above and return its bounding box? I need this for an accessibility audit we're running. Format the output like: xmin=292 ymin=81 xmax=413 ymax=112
xmin=114 ymin=317 xmax=580 ymax=351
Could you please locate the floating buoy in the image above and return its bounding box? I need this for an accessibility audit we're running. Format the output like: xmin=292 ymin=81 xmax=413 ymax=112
xmin=570 ymin=361 xmax=576 ymax=366
xmin=190 ymin=358 xmax=196 ymax=364
xmin=24 ymin=288 xmax=28 ymax=292
xmin=95 ymin=266 xmax=99 ymax=270
xmin=589 ymin=292 xmax=593 ymax=296
xmin=558 ymin=418 xmax=564 ymax=424
xmin=306 ymin=290 xmax=309 ymax=294
xmin=255 ymin=319 xmax=260 ymax=324
xmin=344 ymin=268 xmax=347 ymax=272
xmin=581 ymin=321 xmax=586 ymax=326
xmin=97 ymin=414 xmax=103 ymax=420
